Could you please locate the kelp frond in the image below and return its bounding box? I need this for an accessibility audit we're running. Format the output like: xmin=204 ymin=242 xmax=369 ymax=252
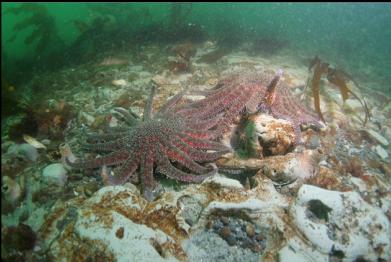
xmin=305 ymin=56 xmax=370 ymax=126
xmin=326 ymin=68 xmax=370 ymax=125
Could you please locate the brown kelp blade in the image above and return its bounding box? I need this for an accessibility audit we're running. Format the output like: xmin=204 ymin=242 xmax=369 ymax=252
xmin=309 ymin=61 xmax=329 ymax=123
xmin=327 ymin=68 xmax=370 ymax=125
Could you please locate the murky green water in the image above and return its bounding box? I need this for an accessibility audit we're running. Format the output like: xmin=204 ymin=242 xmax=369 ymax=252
xmin=2 ymin=3 xmax=391 ymax=90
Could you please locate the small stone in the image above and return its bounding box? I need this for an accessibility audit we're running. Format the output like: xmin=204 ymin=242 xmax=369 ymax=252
xmin=256 ymin=234 xmax=264 ymax=242
xmin=79 ymin=112 xmax=95 ymax=126
xmin=18 ymin=143 xmax=39 ymax=162
xmin=242 ymin=238 xmax=252 ymax=249
xmin=226 ymin=235 xmax=236 ymax=246
xmin=41 ymin=139 xmax=51 ymax=146
xmin=221 ymin=216 xmax=229 ymax=225
xmin=344 ymin=99 xmax=363 ymax=111
xmin=42 ymin=163 xmax=68 ymax=187
xmin=375 ymin=145 xmax=389 ymax=159
xmin=116 ymin=227 xmax=124 ymax=239
xmin=84 ymin=181 xmax=100 ymax=197
xmin=212 ymin=220 xmax=222 ymax=231
xmin=251 ymin=242 xmax=262 ymax=253
xmin=219 ymin=226 xmax=231 ymax=239
xmin=308 ymin=135 xmax=320 ymax=149
xmin=2 ymin=176 xmax=22 ymax=203
xmin=112 ymin=79 xmax=128 ymax=87
xmin=3 ymin=224 xmax=36 ymax=252
xmin=367 ymin=129 xmax=389 ymax=146
xmin=245 ymin=224 xmax=255 ymax=238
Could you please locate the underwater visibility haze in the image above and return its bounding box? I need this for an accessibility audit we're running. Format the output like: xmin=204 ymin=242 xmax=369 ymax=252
xmin=1 ymin=2 xmax=391 ymax=261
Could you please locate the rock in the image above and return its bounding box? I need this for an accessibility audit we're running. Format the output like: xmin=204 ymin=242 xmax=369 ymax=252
xmin=183 ymin=231 xmax=260 ymax=262
xmin=79 ymin=112 xmax=95 ymax=126
xmin=261 ymin=150 xmax=317 ymax=184
xmin=129 ymin=65 xmax=143 ymax=72
xmin=253 ymin=114 xmax=295 ymax=155
xmin=307 ymin=134 xmax=320 ymax=149
xmin=245 ymin=224 xmax=255 ymax=238
xmin=177 ymin=195 xmax=204 ymax=227
xmin=219 ymin=226 xmax=231 ymax=239
xmin=202 ymin=175 xmax=243 ymax=189
xmin=278 ymin=236 xmax=327 ymax=262
xmin=375 ymin=145 xmax=389 ymax=159
xmin=23 ymin=144 xmax=39 ymax=161
xmin=344 ymin=99 xmax=363 ymax=112
xmin=76 ymin=211 xmax=177 ymax=262
xmin=41 ymin=139 xmax=51 ymax=146
xmin=42 ymin=163 xmax=68 ymax=187
xmin=7 ymin=143 xmax=39 ymax=162
xmin=2 ymin=176 xmax=22 ymax=203
xmin=367 ymin=129 xmax=389 ymax=146
xmin=2 ymin=224 xmax=37 ymax=253
xmin=112 ymin=79 xmax=128 ymax=87
xmin=39 ymin=186 xmax=183 ymax=261
xmin=291 ymin=185 xmax=390 ymax=261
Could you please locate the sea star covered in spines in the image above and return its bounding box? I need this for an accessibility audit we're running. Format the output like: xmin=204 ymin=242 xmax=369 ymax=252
xmin=68 ymin=82 xmax=230 ymax=201
xmin=175 ymin=72 xmax=273 ymax=136
xmin=260 ymin=72 xmax=324 ymax=143
xmin=177 ymin=70 xmax=323 ymax=143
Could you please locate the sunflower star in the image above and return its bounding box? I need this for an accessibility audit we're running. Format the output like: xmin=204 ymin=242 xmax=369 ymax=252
xmin=67 ymin=82 xmax=230 ymax=201
xmin=176 ymin=69 xmax=324 ymax=144
xmin=259 ymin=70 xmax=325 ymax=144
xmin=175 ymin=71 xmax=272 ymax=136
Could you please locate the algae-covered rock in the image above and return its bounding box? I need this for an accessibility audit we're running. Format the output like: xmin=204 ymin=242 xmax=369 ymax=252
xmin=42 ymin=163 xmax=68 ymax=187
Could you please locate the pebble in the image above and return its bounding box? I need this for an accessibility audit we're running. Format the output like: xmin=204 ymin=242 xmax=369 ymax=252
xmin=226 ymin=235 xmax=237 ymax=246
xmin=41 ymin=139 xmax=51 ymax=146
xmin=219 ymin=226 xmax=231 ymax=239
xmin=7 ymin=143 xmax=39 ymax=162
xmin=2 ymin=176 xmax=22 ymax=203
xmin=251 ymin=243 xmax=262 ymax=253
xmin=256 ymin=234 xmax=264 ymax=242
xmin=210 ymin=216 xmax=267 ymax=253
xmin=375 ymin=145 xmax=389 ymax=159
xmin=42 ymin=163 xmax=68 ymax=187
xmin=112 ymin=79 xmax=128 ymax=87
xmin=84 ymin=181 xmax=100 ymax=197
xmin=308 ymin=135 xmax=320 ymax=149
xmin=245 ymin=224 xmax=255 ymax=238
xmin=367 ymin=129 xmax=389 ymax=146
xmin=221 ymin=216 xmax=229 ymax=225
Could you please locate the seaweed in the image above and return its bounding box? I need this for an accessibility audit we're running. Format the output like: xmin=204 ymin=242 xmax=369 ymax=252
xmin=327 ymin=68 xmax=371 ymax=124
xmin=308 ymin=58 xmax=329 ymax=123
xmin=307 ymin=199 xmax=332 ymax=222
xmin=231 ymin=117 xmax=263 ymax=159
xmin=305 ymin=56 xmax=370 ymax=126
xmin=6 ymin=3 xmax=64 ymax=54
xmin=67 ymin=16 xmax=114 ymax=63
